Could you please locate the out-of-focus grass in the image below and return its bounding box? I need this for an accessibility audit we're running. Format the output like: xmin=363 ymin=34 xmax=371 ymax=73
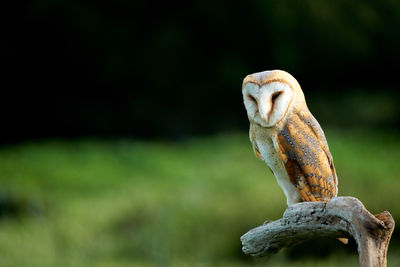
xmin=0 ymin=129 xmax=399 ymax=266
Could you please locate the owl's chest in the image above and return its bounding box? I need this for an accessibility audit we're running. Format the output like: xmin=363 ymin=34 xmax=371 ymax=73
xmin=256 ymin=137 xmax=281 ymax=170
xmin=253 ymin=131 xmax=301 ymax=205
xmin=250 ymin=124 xmax=286 ymax=173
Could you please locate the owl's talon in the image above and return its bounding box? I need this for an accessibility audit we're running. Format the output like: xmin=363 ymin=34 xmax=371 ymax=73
xmin=263 ymin=219 xmax=272 ymax=225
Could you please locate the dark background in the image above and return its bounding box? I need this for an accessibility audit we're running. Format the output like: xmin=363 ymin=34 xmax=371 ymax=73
xmin=4 ymin=0 xmax=400 ymax=144
xmin=2 ymin=2 xmax=400 ymax=266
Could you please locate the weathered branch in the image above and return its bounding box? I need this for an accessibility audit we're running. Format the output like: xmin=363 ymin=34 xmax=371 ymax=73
xmin=240 ymin=197 xmax=395 ymax=267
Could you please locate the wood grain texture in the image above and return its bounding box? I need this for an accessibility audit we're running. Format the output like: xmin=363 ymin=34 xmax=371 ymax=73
xmin=240 ymin=197 xmax=395 ymax=267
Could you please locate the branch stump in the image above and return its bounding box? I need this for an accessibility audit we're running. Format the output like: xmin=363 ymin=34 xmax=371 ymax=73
xmin=240 ymin=197 xmax=395 ymax=267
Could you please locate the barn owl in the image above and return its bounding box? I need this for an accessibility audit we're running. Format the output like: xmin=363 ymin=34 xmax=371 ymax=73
xmin=242 ymin=70 xmax=338 ymax=206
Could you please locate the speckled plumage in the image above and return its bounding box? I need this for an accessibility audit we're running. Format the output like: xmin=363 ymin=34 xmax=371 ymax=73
xmin=277 ymin=111 xmax=337 ymax=202
xmin=242 ymin=70 xmax=338 ymax=205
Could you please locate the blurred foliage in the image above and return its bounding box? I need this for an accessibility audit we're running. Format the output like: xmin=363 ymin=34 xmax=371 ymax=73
xmin=0 ymin=129 xmax=399 ymax=266
xmin=3 ymin=1 xmax=400 ymax=266
xmin=4 ymin=0 xmax=400 ymax=142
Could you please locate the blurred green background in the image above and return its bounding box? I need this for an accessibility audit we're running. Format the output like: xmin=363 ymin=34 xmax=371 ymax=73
xmin=3 ymin=0 xmax=400 ymax=266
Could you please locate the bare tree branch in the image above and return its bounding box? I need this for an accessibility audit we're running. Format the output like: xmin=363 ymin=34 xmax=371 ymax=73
xmin=240 ymin=197 xmax=395 ymax=267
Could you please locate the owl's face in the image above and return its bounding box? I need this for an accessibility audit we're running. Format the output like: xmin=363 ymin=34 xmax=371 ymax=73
xmin=242 ymin=70 xmax=298 ymax=127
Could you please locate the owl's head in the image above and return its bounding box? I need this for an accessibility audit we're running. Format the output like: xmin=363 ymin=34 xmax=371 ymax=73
xmin=242 ymin=70 xmax=305 ymax=127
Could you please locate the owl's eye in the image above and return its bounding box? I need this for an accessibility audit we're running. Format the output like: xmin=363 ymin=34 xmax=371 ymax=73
xmin=247 ymin=94 xmax=257 ymax=105
xmin=246 ymin=94 xmax=259 ymax=115
xmin=271 ymin=91 xmax=282 ymax=104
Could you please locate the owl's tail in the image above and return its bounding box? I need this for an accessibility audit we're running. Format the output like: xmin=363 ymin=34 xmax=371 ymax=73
xmin=338 ymin=238 xmax=348 ymax=245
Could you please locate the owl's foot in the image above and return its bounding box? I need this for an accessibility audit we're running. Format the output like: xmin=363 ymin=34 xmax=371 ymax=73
xmin=263 ymin=219 xmax=272 ymax=225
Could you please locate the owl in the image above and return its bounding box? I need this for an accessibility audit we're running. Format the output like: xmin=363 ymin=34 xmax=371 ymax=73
xmin=242 ymin=70 xmax=338 ymax=206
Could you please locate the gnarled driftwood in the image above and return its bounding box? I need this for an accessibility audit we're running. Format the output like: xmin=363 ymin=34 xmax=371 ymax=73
xmin=240 ymin=197 xmax=394 ymax=267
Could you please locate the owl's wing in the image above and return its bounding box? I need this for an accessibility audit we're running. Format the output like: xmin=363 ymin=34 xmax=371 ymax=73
xmin=275 ymin=111 xmax=338 ymax=202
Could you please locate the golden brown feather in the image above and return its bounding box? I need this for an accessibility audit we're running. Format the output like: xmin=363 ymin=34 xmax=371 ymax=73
xmin=276 ymin=110 xmax=337 ymax=201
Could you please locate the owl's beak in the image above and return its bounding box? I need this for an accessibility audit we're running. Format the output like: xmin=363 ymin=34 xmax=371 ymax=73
xmin=259 ymin=91 xmax=272 ymax=123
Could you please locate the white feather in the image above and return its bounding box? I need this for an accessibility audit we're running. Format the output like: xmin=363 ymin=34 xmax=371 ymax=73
xmin=243 ymin=82 xmax=294 ymax=128
xmin=257 ymin=136 xmax=302 ymax=205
